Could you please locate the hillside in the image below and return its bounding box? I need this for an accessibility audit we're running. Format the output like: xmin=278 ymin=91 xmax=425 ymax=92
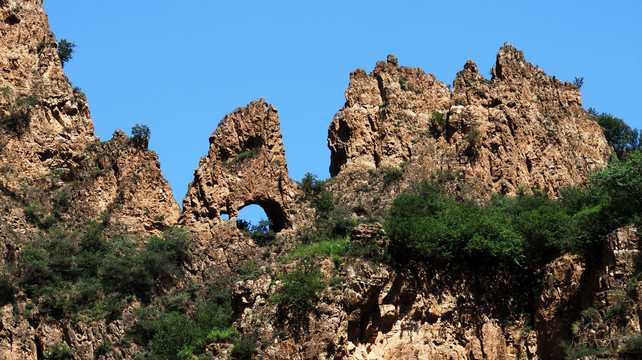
xmin=1 ymin=2 xmax=641 ymax=360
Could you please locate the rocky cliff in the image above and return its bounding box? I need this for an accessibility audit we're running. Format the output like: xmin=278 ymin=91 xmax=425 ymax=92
xmin=1 ymin=1 xmax=640 ymax=360
xmin=0 ymin=1 xmax=179 ymax=358
xmin=328 ymin=46 xmax=610 ymax=197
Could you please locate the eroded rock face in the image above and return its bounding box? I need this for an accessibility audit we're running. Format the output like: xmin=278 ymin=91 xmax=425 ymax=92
xmin=181 ymin=98 xmax=297 ymax=233
xmin=0 ymin=0 xmax=95 ymax=164
xmin=328 ymin=44 xmax=611 ymax=196
xmin=0 ymin=2 xmax=180 ymax=358
xmin=328 ymin=55 xmax=451 ymax=176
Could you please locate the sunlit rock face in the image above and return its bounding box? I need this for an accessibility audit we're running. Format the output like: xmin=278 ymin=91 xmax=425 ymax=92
xmin=328 ymin=44 xmax=610 ymax=197
xmin=180 ymin=98 xmax=296 ymax=233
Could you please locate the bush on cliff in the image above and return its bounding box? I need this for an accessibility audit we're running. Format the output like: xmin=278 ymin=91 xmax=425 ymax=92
xmin=385 ymin=150 xmax=642 ymax=267
xmin=15 ymin=224 xmax=191 ymax=318
xmin=272 ymin=257 xmax=326 ymax=315
xmin=386 ymin=180 xmax=525 ymax=265
xmin=57 ymin=39 xmax=75 ymax=67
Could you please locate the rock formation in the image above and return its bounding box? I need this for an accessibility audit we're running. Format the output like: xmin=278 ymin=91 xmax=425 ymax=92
xmin=0 ymin=1 xmax=179 ymax=357
xmin=328 ymin=45 xmax=611 ymax=196
xmin=1 ymin=1 xmax=639 ymax=359
xmin=0 ymin=0 xmax=180 ymax=234
xmin=181 ymin=98 xmax=297 ymax=233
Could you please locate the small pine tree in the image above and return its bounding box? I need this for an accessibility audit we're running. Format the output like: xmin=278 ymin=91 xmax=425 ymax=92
xmin=57 ymin=39 xmax=76 ymax=67
xmin=131 ymin=124 xmax=151 ymax=149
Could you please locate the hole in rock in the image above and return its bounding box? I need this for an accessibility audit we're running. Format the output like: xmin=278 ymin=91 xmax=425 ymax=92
xmin=236 ymin=203 xmax=280 ymax=246
xmin=244 ymin=136 xmax=263 ymax=150
xmin=220 ymin=213 xmax=230 ymax=221
xmin=236 ymin=200 xmax=287 ymax=234
xmin=236 ymin=204 xmax=270 ymax=232
xmin=5 ymin=15 xmax=20 ymax=25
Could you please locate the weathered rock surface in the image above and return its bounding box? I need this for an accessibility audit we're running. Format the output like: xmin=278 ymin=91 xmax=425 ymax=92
xmin=0 ymin=1 xmax=180 ymax=358
xmin=328 ymin=55 xmax=451 ymax=176
xmin=181 ymin=98 xmax=297 ymax=233
xmin=0 ymin=0 xmax=95 ymax=169
xmin=0 ymin=0 xmax=180 ymax=236
xmin=1 ymin=2 xmax=638 ymax=359
xmin=328 ymin=44 xmax=611 ymax=197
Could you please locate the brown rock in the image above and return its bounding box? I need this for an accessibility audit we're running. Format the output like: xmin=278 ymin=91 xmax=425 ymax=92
xmin=534 ymin=254 xmax=585 ymax=360
xmin=329 ymin=43 xmax=611 ymax=197
xmin=328 ymin=56 xmax=451 ymax=176
xmin=181 ymin=98 xmax=296 ymax=232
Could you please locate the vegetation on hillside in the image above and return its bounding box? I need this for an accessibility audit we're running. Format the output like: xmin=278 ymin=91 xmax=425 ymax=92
xmin=385 ymin=148 xmax=642 ymax=267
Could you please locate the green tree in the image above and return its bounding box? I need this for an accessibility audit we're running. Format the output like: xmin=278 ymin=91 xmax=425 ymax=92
xmin=57 ymin=39 xmax=76 ymax=67
xmin=131 ymin=123 xmax=151 ymax=149
xmin=589 ymin=108 xmax=640 ymax=157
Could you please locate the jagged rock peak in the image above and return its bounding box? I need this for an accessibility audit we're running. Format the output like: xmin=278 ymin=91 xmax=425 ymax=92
xmin=493 ymin=42 xmax=532 ymax=81
xmin=181 ymin=98 xmax=296 ymax=232
xmin=328 ymin=44 xmax=611 ymax=196
xmin=328 ymin=54 xmax=451 ymax=176
xmin=0 ymin=0 xmax=94 ymax=142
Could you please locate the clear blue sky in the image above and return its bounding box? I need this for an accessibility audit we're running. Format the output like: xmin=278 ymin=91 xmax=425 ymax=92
xmin=43 ymin=1 xmax=641 ymax=222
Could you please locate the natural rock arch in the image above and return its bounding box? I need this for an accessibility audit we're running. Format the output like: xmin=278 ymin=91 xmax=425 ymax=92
xmin=180 ymin=99 xmax=296 ymax=233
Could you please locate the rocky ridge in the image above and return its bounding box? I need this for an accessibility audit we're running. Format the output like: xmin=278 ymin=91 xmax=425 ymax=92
xmin=0 ymin=1 xmax=639 ymax=359
xmin=328 ymin=45 xmax=610 ymax=198
xmin=0 ymin=1 xmax=179 ymax=358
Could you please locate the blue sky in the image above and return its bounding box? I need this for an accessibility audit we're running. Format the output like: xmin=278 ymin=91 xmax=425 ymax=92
xmin=43 ymin=1 xmax=642 ymax=223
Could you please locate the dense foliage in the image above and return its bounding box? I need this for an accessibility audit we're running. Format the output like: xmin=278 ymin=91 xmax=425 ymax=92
xmin=272 ymin=258 xmax=327 ymax=315
xmin=385 ymin=149 xmax=642 ymax=267
xmin=13 ymin=223 xmax=190 ymax=319
xmin=589 ymin=108 xmax=641 ymax=157
xmin=130 ymin=289 xmax=238 ymax=360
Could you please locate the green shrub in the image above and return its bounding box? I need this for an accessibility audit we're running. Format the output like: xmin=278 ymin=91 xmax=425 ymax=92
xmin=383 ymin=167 xmax=404 ymax=185
xmin=465 ymin=128 xmax=483 ymax=147
xmin=131 ymin=123 xmax=150 ymax=149
xmin=147 ymin=312 xmax=197 ymax=359
xmin=429 ymin=111 xmax=447 ymax=138
xmin=299 ymin=172 xmax=325 ymax=197
xmin=232 ymin=147 xmax=261 ymax=163
xmin=285 ymin=237 xmax=350 ymax=261
xmin=386 ymin=151 xmax=642 ymax=267
xmin=0 ymin=108 xmax=30 ymax=132
xmin=386 ymin=181 xmax=582 ymax=266
xmin=130 ymin=297 xmax=235 ymax=359
xmin=573 ymin=76 xmax=584 ymax=90
xmin=15 ymin=96 xmax=38 ymax=106
xmin=238 ymin=219 xmax=276 ymax=245
xmin=142 ymin=227 xmax=190 ymax=281
xmin=399 ymin=78 xmax=408 ymax=90
xmin=230 ymin=332 xmax=257 ymax=360
xmin=589 ymin=108 xmax=640 ymax=157
xmin=206 ymin=326 xmax=239 ymax=343
xmin=315 ymin=206 xmax=356 ymax=238
xmin=94 ymin=341 xmax=111 ymax=356
xmin=591 ymin=149 xmax=642 ymax=221
xmin=14 ymin=222 xmax=192 ymax=318
xmin=272 ymin=259 xmax=326 ymax=315
xmin=314 ymin=188 xmax=334 ymax=215
xmin=44 ymin=342 xmax=73 ymax=360
xmin=57 ymin=39 xmax=76 ymax=67
xmin=0 ymin=272 xmax=16 ymax=305
xmin=619 ymin=334 xmax=642 ymax=357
